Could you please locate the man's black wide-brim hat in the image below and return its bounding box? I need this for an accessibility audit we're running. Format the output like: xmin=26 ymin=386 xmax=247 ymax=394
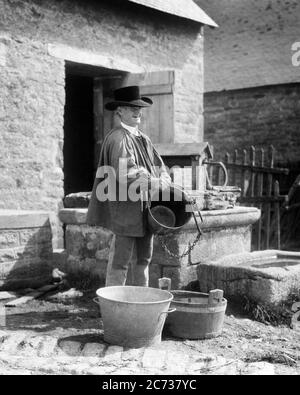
xmin=105 ymin=86 xmax=153 ymax=111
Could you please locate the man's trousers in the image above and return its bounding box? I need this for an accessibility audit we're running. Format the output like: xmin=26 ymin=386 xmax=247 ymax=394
xmin=105 ymin=232 xmax=154 ymax=287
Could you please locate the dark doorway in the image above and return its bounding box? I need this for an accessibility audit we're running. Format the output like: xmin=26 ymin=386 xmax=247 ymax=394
xmin=64 ymin=73 xmax=94 ymax=195
xmin=63 ymin=62 xmax=127 ymax=197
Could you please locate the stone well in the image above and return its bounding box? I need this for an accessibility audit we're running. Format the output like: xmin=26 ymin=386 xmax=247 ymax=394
xmin=59 ymin=206 xmax=260 ymax=289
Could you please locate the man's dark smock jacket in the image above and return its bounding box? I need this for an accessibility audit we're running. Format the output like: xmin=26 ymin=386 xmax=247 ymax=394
xmin=86 ymin=126 xmax=169 ymax=237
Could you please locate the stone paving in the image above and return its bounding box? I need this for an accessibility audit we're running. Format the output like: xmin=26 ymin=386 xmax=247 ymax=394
xmin=0 ymin=292 xmax=299 ymax=376
xmin=0 ymin=328 xmax=296 ymax=375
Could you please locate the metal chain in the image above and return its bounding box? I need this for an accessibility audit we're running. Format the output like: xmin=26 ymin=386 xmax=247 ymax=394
xmin=157 ymin=232 xmax=202 ymax=259
xmin=148 ymin=185 xmax=203 ymax=259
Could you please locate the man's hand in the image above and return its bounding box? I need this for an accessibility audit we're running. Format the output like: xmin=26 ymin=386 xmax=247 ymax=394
xmin=136 ymin=168 xmax=151 ymax=192
xmin=148 ymin=176 xmax=173 ymax=201
xmin=160 ymin=174 xmax=172 ymax=189
xmin=131 ymin=168 xmax=172 ymax=195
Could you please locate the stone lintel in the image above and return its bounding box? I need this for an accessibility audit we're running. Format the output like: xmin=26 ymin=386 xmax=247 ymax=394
xmin=0 ymin=210 xmax=50 ymax=230
xmin=59 ymin=207 xmax=261 ymax=229
xmin=48 ymin=43 xmax=144 ymax=73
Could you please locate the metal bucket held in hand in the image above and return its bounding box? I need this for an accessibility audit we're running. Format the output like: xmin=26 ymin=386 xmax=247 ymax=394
xmin=147 ymin=184 xmax=194 ymax=235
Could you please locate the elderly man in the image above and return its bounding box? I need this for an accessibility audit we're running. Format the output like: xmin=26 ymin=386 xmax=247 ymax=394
xmin=87 ymin=86 xmax=171 ymax=287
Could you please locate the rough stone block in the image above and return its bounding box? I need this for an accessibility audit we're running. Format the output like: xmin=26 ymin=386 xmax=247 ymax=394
xmin=18 ymin=336 xmax=43 ymax=356
xmin=0 ymin=248 xmax=17 ymax=263
xmin=0 ymin=333 xmax=28 ymax=354
xmin=19 ymin=227 xmax=52 ymax=246
xmin=65 ymin=225 xmax=112 ymax=258
xmin=81 ymin=342 xmax=105 ymax=357
xmin=95 ymin=247 xmax=110 ymax=261
xmin=152 ymin=226 xmax=251 ymax=268
xmin=64 ymin=192 xmax=91 ymax=208
xmin=14 ymin=245 xmax=38 ymax=260
xmin=197 ymin=250 xmax=300 ymax=305
xmin=59 ymin=340 xmax=82 ymax=356
xmin=0 ymin=231 xmax=19 ymax=248
xmin=164 ymin=265 xmax=198 ymax=290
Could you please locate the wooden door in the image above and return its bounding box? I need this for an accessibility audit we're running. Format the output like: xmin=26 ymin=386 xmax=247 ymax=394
xmin=123 ymin=71 xmax=175 ymax=144
xmin=93 ymin=75 xmax=123 ymax=173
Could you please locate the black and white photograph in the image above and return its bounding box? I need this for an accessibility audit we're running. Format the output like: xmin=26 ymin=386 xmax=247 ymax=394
xmin=0 ymin=0 xmax=299 ymax=378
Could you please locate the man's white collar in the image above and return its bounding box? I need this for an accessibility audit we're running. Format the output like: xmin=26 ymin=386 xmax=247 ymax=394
xmin=121 ymin=121 xmax=139 ymax=136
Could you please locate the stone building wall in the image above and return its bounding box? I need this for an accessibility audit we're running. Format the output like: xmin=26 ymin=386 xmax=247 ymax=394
xmin=0 ymin=33 xmax=65 ymax=246
xmin=204 ymin=83 xmax=300 ymax=165
xmin=196 ymin=0 xmax=300 ymax=92
xmin=0 ymin=0 xmax=205 ymax=246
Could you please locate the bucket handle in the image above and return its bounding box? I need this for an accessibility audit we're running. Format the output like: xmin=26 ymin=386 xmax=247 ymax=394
xmin=158 ymin=307 xmax=176 ymax=321
xmin=93 ymin=297 xmax=101 ymax=304
xmin=203 ymin=160 xmax=228 ymax=189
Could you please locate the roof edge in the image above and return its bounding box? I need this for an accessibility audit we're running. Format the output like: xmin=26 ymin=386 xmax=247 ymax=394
xmin=127 ymin=0 xmax=218 ymax=27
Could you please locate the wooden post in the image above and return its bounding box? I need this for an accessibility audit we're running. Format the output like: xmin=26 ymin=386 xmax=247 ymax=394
xmin=233 ymin=149 xmax=238 ymax=186
xmin=257 ymin=148 xmax=265 ymax=250
xmin=266 ymin=146 xmax=275 ymax=249
xmin=241 ymin=149 xmax=247 ymax=196
xmin=192 ymin=156 xmax=200 ymax=190
xmin=250 ymin=146 xmax=256 ymax=198
xmin=208 ymin=163 xmax=214 ymax=188
xmin=274 ymin=181 xmax=281 ymax=249
xmin=249 ymin=146 xmax=257 ymax=248
xmin=224 ymin=153 xmax=230 ymax=186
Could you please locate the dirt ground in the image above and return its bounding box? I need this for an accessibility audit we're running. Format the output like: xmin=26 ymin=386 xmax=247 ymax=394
xmin=0 ymin=288 xmax=299 ymax=375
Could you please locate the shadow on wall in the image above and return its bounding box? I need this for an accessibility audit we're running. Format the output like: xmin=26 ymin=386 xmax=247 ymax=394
xmin=0 ymin=214 xmax=54 ymax=292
